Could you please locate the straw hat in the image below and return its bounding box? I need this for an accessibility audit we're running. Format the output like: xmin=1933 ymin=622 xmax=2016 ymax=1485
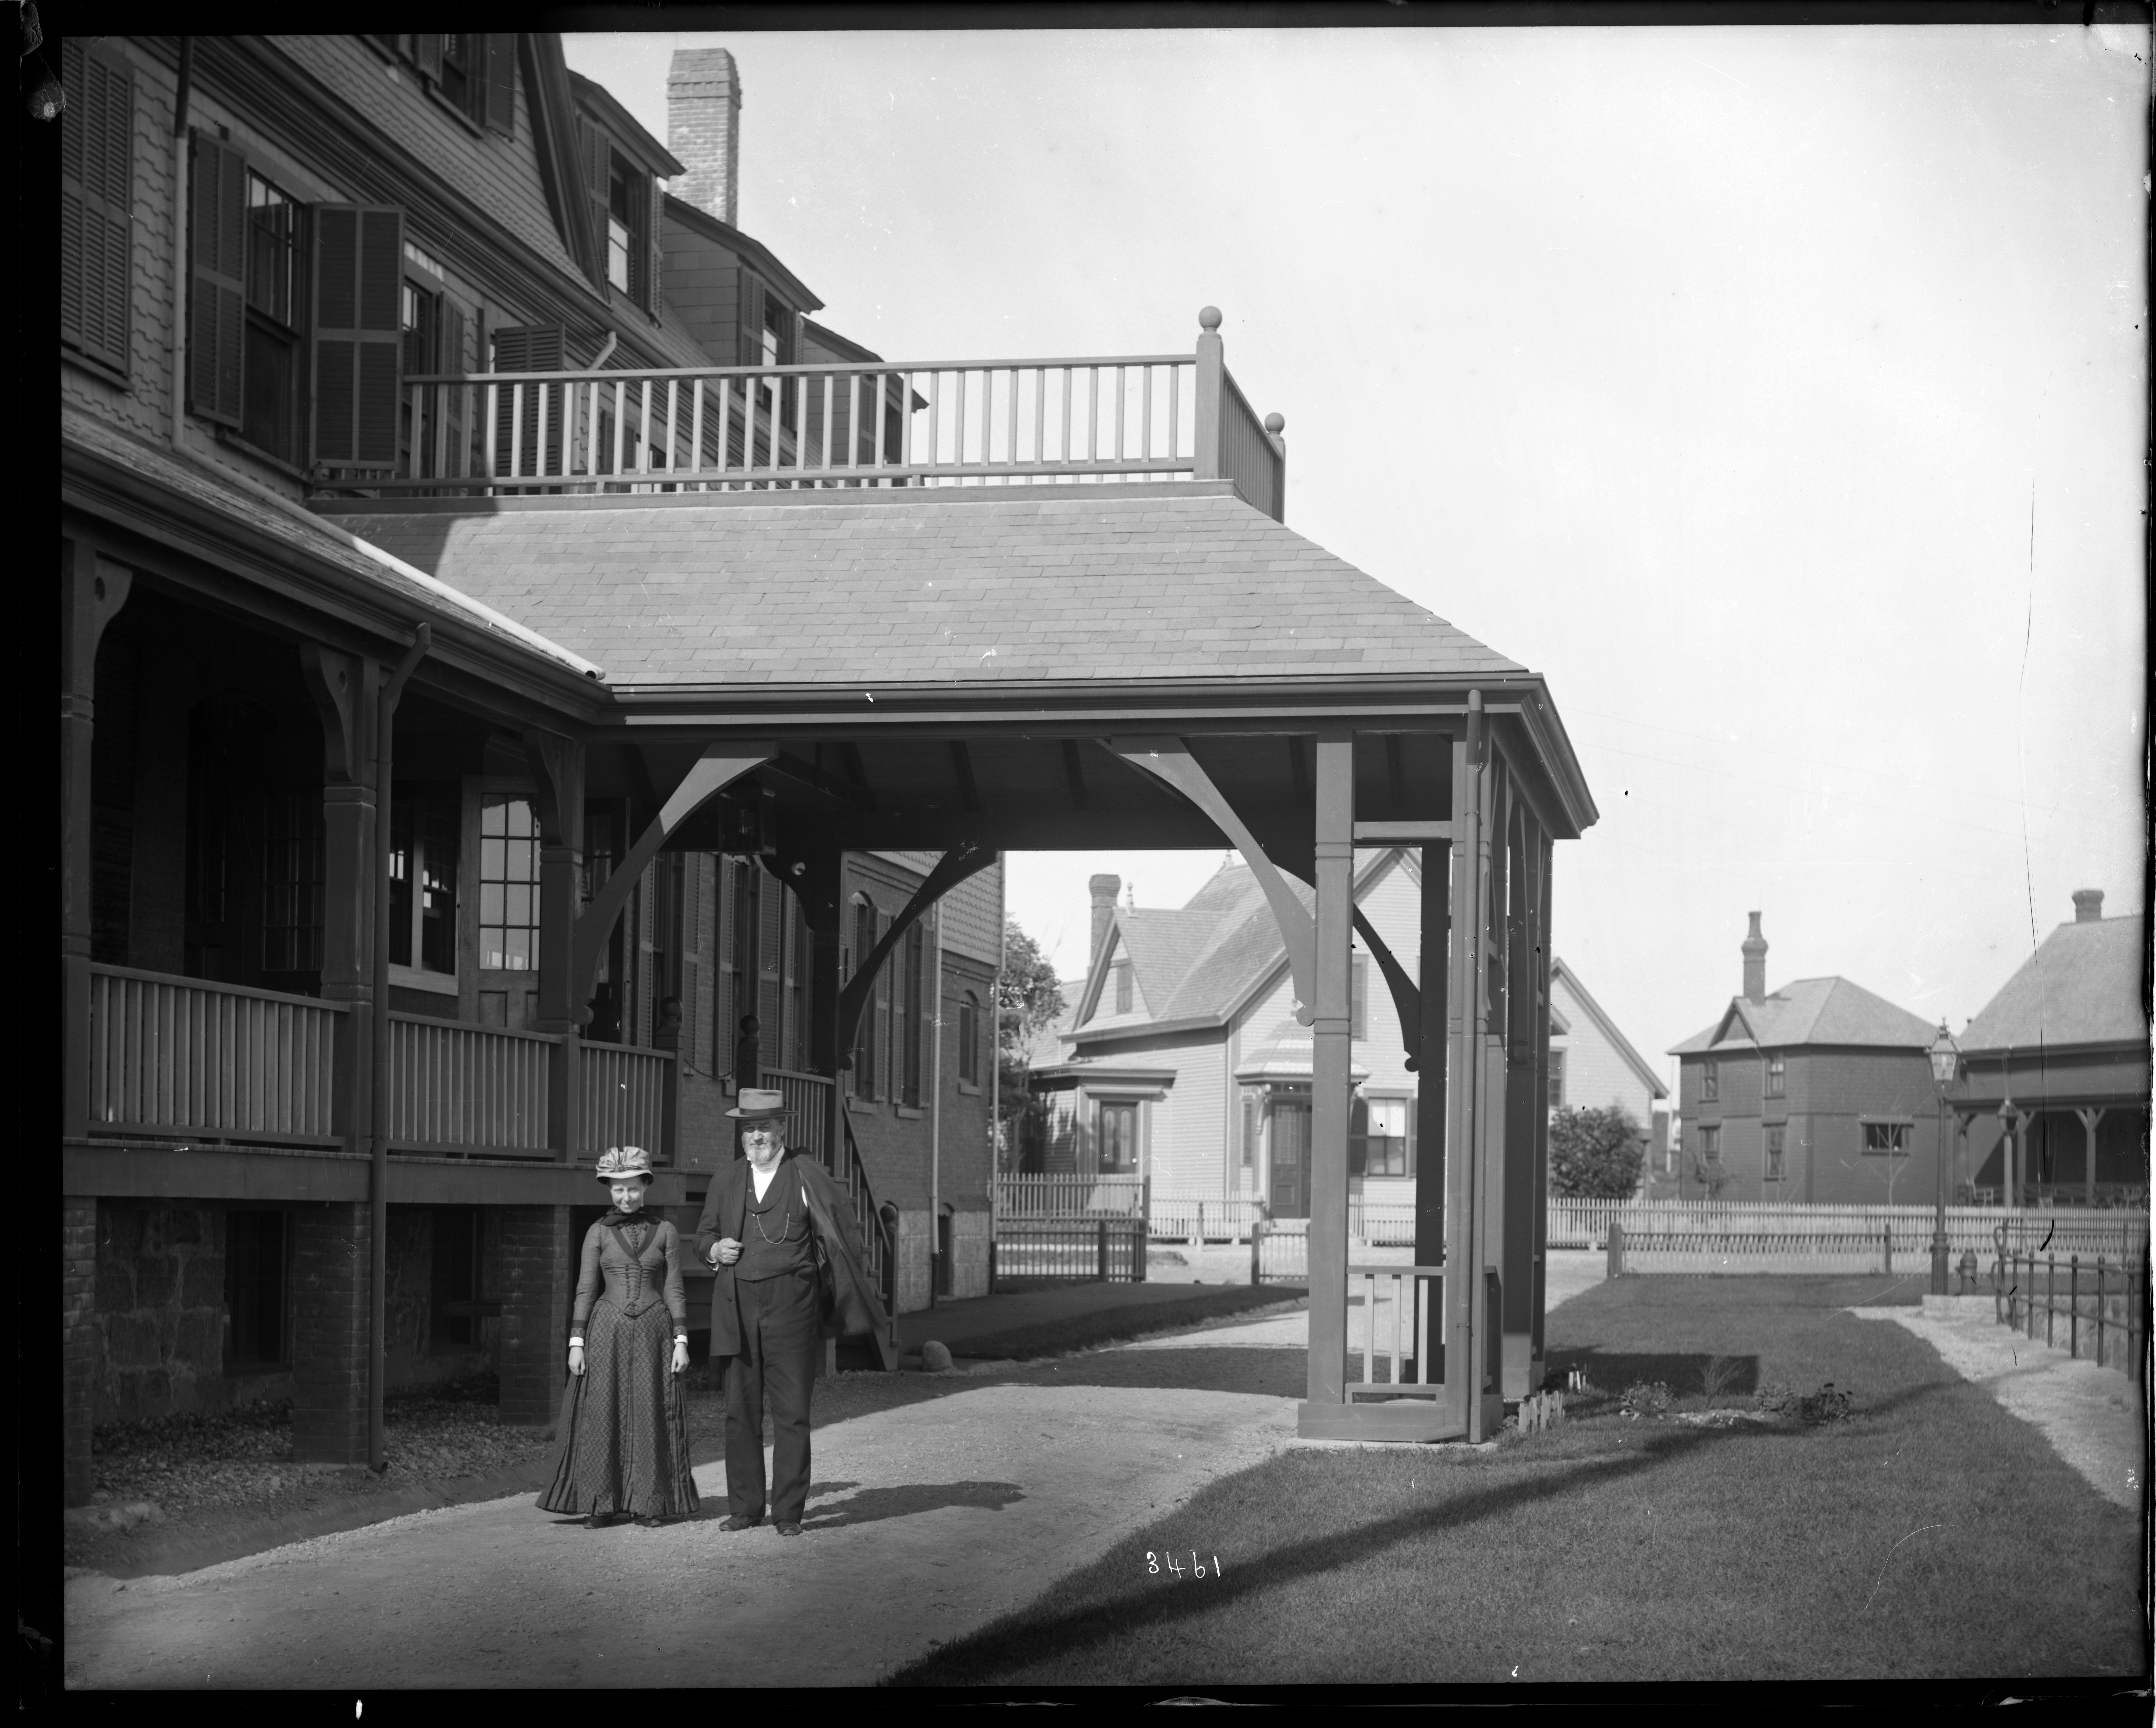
xmin=595 ymin=1146 xmax=656 ymax=1185
xmin=725 ymin=1088 xmax=791 ymax=1122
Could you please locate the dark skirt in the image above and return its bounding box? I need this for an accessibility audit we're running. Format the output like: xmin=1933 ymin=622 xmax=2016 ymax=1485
xmin=536 ymin=1300 xmax=699 ymax=1519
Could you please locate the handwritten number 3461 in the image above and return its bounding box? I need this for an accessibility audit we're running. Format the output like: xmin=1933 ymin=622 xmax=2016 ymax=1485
xmin=1147 ymin=1551 xmax=1220 ymax=1579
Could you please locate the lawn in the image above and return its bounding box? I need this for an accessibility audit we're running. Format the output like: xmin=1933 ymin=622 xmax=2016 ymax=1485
xmin=888 ymin=1276 xmax=2147 ymax=1687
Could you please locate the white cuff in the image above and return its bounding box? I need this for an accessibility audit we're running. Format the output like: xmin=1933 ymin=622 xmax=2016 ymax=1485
xmin=568 ymin=1337 xmax=585 ymax=1347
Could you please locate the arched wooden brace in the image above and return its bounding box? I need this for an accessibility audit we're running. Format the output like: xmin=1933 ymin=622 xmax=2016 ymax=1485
xmin=569 ymin=743 xmax=775 ymax=1025
xmin=1352 ymin=907 xmax=1421 ymax=1071
xmin=835 ymin=840 xmax=998 ymax=1063
xmin=1107 ymin=737 xmax=1317 ymax=1026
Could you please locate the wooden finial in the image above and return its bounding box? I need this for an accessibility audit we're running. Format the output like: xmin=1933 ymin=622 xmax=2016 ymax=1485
xmin=1198 ymin=306 xmax=1222 ymax=331
xmin=1264 ymin=413 xmax=1284 ymax=434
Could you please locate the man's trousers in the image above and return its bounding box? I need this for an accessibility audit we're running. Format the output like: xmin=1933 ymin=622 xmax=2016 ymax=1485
xmin=723 ymin=1266 xmax=822 ymax=1523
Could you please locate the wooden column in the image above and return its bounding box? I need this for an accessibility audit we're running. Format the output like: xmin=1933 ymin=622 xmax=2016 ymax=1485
xmin=1192 ymin=307 xmax=1224 ymax=479
xmin=2077 ymin=1107 xmax=2105 ymax=1205
xmin=525 ymin=729 xmax=586 ymax=1162
xmin=1412 ymin=840 xmax=1450 ymax=1380
xmin=1302 ymin=730 xmax=1355 ymax=1417
xmin=300 ymin=646 xmax=379 ymax=1152
xmin=1474 ymin=757 xmax=1511 ymax=1436
xmin=1525 ymin=824 xmax=1554 ymax=1392
xmin=788 ymin=845 xmax=847 ymax=1174
xmin=1445 ymin=694 xmax=1496 ymax=1441
xmin=61 ymin=539 xmax=131 ymax=1144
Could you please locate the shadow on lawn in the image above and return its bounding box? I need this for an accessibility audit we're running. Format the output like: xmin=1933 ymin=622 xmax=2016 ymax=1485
xmin=889 ymin=1420 xmax=1767 ymax=1685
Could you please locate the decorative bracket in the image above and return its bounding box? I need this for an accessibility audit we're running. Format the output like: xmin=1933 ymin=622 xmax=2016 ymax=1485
xmin=298 ymin=645 xmax=370 ymax=785
xmin=1108 ymin=737 xmax=1317 ymax=1025
xmin=570 ymin=742 xmax=774 ymax=1022
xmin=836 ymin=840 xmax=999 ymax=1061
xmin=1352 ymin=907 xmax=1421 ymax=1071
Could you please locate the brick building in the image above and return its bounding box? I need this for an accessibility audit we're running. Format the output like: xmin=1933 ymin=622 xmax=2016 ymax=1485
xmin=1667 ymin=914 xmax=1944 ymax=1204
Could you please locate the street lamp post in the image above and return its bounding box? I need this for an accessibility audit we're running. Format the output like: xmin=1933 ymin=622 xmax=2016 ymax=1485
xmin=1928 ymin=1021 xmax=1959 ymax=1297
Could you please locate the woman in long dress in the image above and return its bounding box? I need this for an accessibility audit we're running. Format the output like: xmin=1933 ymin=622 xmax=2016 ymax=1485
xmin=537 ymin=1146 xmax=700 ymax=1528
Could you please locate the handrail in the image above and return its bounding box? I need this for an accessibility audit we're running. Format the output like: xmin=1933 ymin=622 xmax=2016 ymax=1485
xmin=89 ymin=961 xmax=343 ymax=1015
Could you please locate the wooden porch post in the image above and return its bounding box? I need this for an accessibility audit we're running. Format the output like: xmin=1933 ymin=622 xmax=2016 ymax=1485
xmin=61 ymin=540 xmax=131 ymax=1144
xmin=525 ymin=729 xmax=586 ymax=1162
xmin=1446 ymin=693 xmax=1495 ymax=1441
xmin=1413 ymin=841 xmax=1450 ymax=1378
xmin=2076 ymin=1107 xmax=2105 ymax=1205
xmin=1193 ymin=308 xmax=1224 ymax=480
xmin=300 ymin=647 xmax=380 ymax=1155
xmin=1304 ymin=729 xmax=1354 ymax=1413
xmin=1524 ymin=823 xmax=1554 ymax=1393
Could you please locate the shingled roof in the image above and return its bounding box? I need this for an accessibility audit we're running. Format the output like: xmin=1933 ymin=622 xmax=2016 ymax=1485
xmin=1668 ymin=976 xmax=1936 ymax=1056
xmin=1960 ymin=912 xmax=2149 ymax=1054
xmin=319 ymin=483 xmax=1527 ymax=692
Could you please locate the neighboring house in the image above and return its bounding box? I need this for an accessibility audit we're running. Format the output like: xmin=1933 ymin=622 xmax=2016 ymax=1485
xmin=1668 ymin=914 xmax=1943 ymax=1204
xmin=1027 ymin=863 xmax=1655 ymax=1220
xmin=1548 ymin=960 xmax=1669 ymax=1192
xmin=1951 ymin=890 xmax=2150 ymax=1207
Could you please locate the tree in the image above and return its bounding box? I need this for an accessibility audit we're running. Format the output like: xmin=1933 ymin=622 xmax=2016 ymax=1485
xmin=1549 ymin=1104 xmax=1647 ymax=1199
xmin=995 ymin=918 xmax=1065 ymax=1170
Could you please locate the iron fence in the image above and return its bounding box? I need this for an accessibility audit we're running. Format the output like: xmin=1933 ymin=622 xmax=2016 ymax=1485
xmin=1996 ymin=1248 xmax=2147 ymax=1381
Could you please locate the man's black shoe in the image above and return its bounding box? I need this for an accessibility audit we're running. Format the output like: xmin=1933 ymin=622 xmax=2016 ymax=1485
xmin=722 ymin=1514 xmax=761 ymax=1532
xmin=775 ymin=1521 xmax=803 ymax=1538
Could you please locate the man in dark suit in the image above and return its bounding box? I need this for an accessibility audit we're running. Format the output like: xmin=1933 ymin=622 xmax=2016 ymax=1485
xmin=693 ymin=1088 xmax=879 ymax=1536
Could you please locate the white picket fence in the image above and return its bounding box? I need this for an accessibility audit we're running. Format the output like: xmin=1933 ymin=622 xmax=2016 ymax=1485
xmin=1576 ymin=1202 xmax=2146 ymax=1277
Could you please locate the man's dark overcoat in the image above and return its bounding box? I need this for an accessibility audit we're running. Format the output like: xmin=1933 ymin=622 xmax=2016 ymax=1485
xmin=692 ymin=1152 xmax=880 ymax=1359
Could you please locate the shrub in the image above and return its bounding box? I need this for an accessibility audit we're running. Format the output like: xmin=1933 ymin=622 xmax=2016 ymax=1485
xmin=1754 ymin=1380 xmax=1854 ymax=1424
xmin=1619 ymin=1380 xmax=1672 ymax=1419
xmin=1550 ymin=1105 xmax=1646 ymax=1199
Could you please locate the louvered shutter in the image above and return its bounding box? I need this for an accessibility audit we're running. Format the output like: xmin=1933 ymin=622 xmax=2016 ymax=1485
xmin=414 ymin=34 xmax=444 ymax=83
xmin=646 ymin=176 xmax=663 ymax=314
xmin=186 ymin=131 xmax=246 ymax=426
xmin=874 ymin=910 xmax=891 ymax=1104
xmin=312 ymin=205 xmax=404 ymax=468
xmin=580 ymin=117 xmax=614 ymax=288
xmin=60 ymin=41 xmax=135 ymax=375
xmin=488 ymin=322 xmax=565 ymax=478
xmin=482 ymin=34 xmax=516 ymax=135
xmin=738 ymin=270 xmax=764 ymax=367
xmin=438 ymin=299 xmax=467 ymax=478
xmin=758 ymin=864 xmax=783 ymax=1046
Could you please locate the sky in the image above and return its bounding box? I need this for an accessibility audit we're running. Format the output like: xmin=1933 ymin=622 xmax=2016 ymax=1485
xmin=564 ymin=23 xmax=2149 ymax=1085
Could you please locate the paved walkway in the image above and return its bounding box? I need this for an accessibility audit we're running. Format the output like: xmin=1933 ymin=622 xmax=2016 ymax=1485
xmin=65 ymin=1386 xmax=1297 ymax=1690
xmin=1851 ymin=1296 xmax=2144 ymax=1510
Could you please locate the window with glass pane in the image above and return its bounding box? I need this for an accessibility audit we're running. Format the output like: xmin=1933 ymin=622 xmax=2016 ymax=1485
xmin=1546 ymin=1049 xmax=1566 ymax=1110
xmin=1362 ymin=1097 xmax=1411 ymax=1177
xmin=479 ymin=797 xmax=541 ymax=971
xmin=1350 ymin=954 xmax=1367 ymax=1040
xmin=851 ymin=899 xmax=878 ymax=1098
xmin=1861 ymin=1120 xmax=1909 ymax=1156
xmin=1701 ymin=1059 xmax=1719 ymax=1103
xmin=1700 ymin=1124 xmax=1721 ymax=1163
xmin=1098 ymin=1101 xmax=1139 ymax=1174
xmin=901 ymin=923 xmax=924 ymax=1107
xmin=1766 ymin=1124 xmax=1786 ymax=1180
xmin=260 ymin=792 xmax=323 ymax=972
xmin=1113 ymin=962 xmax=1132 ymax=1015
xmin=243 ymin=173 xmax=302 ymax=462
xmin=1766 ymin=1052 xmax=1786 ymax=1097
xmin=389 ymin=791 xmax=459 ymax=973
xmin=1240 ymin=1089 xmax=1262 ymax=1169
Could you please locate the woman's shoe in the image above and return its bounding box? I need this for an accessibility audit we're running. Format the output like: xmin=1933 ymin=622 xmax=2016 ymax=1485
xmin=634 ymin=1516 xmax=663 ymax=1528
xmin=587 ymin=1512 xmax=614 ymax=1529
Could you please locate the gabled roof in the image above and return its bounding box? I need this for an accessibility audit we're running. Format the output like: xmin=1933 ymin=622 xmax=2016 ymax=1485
xmin=1551 ymin=960 xmax=1667 ymax=1099
xmin=319 ymin=484 xmax=1529 ymax=694
xmin=662 ymin=194 xmax=826 ymax=315
xmin=1668 ymin=976 xmax=1936 ymax=1055
xmin=568 ymin=70 xmax=686 ymax=178
xmin=1960 ymin=912 xmax=2149 ymax=1055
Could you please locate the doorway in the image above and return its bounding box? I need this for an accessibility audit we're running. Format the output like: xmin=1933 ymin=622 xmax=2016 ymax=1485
xmin=1270 ymin=1099 xmax=1310 ymax=1219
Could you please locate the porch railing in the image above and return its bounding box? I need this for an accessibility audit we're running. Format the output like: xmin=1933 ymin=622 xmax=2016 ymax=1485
xmin=386 ymin=1015 xmax=551 ymax=1157
xmin=578 ymin=1041 xmax=672 ymax=1161
xmin=357 ymin=319 xmax=1288 ymax=519
xmin=87 ymin=964 xmax=341 ymax=1145
xmin=1349 ymin=1264 xmax=1444 ymax=1400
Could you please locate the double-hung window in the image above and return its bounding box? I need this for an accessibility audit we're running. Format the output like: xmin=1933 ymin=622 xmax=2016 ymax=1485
xmin=370 ymin=36 xmax=516 ymax=134
xmin=1765 ymin=1051 xmax=1786 ymax=1098
xmin=389 ymin=790 xmax=459 ymax=977
xmin=1352 ymin=1097 xmax=1413 ymax=1179
xmin=957 ymin=992 xmax=980 ymax=1086
xmin=1701 ymin=1059 xmax=1719 ymax=1104
xmin=1861 ymin=1120 xmax=1911 ymax=1157
xmin=1766 ymin=1124 xmax=1786 ymax=1181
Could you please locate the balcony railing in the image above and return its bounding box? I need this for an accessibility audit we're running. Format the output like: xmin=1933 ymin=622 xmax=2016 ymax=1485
xmin=341 ymin=314 xmax=1289 ymax=520
xmin=88 ymin=965 xmax=341 ymax=1145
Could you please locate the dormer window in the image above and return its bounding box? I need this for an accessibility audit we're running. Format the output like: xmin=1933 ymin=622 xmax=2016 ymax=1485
xmin=607 ymin=154 xmax=636 ymax=295
xmin=579 ymin=114 xmax=655 ymax=312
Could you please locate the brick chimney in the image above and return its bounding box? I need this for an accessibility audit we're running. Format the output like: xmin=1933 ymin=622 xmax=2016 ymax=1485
xmin=1089 ymin=874 xmax=1121 ymax=965
xmin=2072 ymin=888 xmax=2105 ymax=924
xmin=1741 ymin=911 xmax=1768 ymax=1004
xmin=667 ymin=48 xmax=741 ymax=227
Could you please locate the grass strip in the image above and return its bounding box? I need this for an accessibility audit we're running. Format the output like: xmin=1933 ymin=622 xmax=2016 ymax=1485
xmin=890 ymin=1276 xmax=2144 ymax=1686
